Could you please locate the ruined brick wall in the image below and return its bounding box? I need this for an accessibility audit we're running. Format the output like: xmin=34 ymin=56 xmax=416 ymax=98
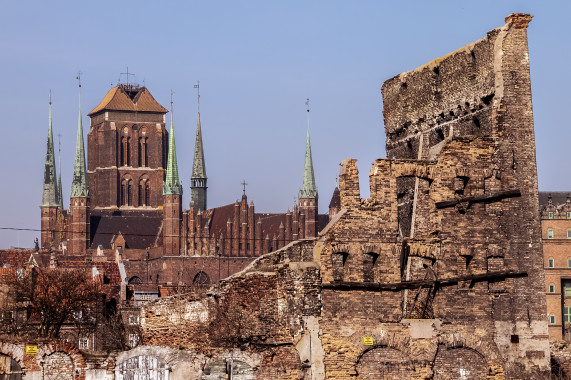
xmin=314 ymin=13 xmax=548 ymax=379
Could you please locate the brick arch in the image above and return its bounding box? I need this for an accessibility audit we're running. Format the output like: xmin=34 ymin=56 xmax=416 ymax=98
xmin=394 ymin=163 xmax=433 ymax=180
xmin=436 ymin=332 xmax=499 ymax=361
xmin=433 ymin=346 xmax=488 ymax=380
xmin=38 ymin=342 xmax=87 ymax=380
xmin=0 ymin=342 xmax=25 ymax=373
xmin=355 ymin=344 xmax=414 ymax=380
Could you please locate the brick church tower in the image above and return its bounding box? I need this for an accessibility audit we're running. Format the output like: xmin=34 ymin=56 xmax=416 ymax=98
xmin=68 ymin=88 xmax=90 ymax=254
xmin=40 ymin=96 xmax=64 ymax=249
xmin=86 ymin=84 xmax=168 ymax=209
xmin=162 ymin=103 xmax=182 ymax=255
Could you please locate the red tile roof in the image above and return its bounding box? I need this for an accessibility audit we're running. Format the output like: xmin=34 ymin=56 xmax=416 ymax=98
xmin=88 ymin=85 xmax=168 ymax=116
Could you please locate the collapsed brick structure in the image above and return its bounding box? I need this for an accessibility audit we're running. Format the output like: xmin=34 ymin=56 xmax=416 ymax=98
xmin=134 ymin=13 xmax=549 ymax=379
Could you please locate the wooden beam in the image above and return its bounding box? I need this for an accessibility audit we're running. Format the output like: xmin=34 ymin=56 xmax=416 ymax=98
xmin=435 ymin=189 xmax=521 ymax=209
xmin=322 ymin=270 xmax=527 ymax=292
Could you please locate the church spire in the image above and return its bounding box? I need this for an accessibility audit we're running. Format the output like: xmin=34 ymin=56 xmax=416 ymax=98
xmin=299 ymin=99 xmax=317 ymax=200
xmin=190 ymin=82 xmax=207 ymax=210
xmin=163 ymin=94 xmax=182 ymax=195
xmin=57 ymin=135 xmax=63 ymax=209
xmin=70 ymin=79 xmax=89 ymax=198
xmin=41 ymin=92 xmax=59 ymax=207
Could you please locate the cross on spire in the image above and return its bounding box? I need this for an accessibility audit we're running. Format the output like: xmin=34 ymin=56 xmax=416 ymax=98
xmin=120 ymin=67 xmax=135 ymax=85
xmin=241 ymin=180 xmax=248 ymax=195
xmin=76 ymin=72 xmax=82 ymax=88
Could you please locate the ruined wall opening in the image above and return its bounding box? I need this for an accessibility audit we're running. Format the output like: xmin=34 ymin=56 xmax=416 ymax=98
xmin=432 ymin=346 xmax=487 ymax=380
xmin=202 ymin=359 xmax=253 ymax=380
xmin=115 ymin=355 xmax=168 ymax=380
xmin=0 ymin=354 xmax=22 ymax=380
xmin=355 ymin=346 xmax=413 ymax=380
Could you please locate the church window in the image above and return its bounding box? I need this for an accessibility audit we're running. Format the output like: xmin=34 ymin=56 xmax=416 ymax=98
xmin=138 ymin=137 xmax=148 ymax=167
xmin=128 ymin=182 xmax=132 ymax=206
xmin=121 ymin=178 xmax=132 ymax=206
xmin=138 ymin=183 xmax=143 ymax=206
xmin=145 ymin=182 xmax=150 ymax=206
xmin=121 ymin=181 xmax=126 ymax=206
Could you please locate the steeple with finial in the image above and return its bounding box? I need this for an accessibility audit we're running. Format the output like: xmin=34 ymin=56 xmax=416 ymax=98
xmin=299 ymin=98 xmax=318 ymax=200
xmin=190 ymin=81 xmax=208 ymax=210
xmin=163 ymin=92 xmax=182 ymax=195
xmin=70 ymin=75 xmax=89 ymax=198
xmin=42 ymin=92 xmax=59 ymax=207
xmin=57 ymin=134 xmax=63 ymax=209
xmin=298 ymin=98 xmax=319 ymax=238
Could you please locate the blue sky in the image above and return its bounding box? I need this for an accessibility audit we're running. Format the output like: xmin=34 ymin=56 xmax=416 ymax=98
xmin=0 ymin=1 xmax=569 ymax=248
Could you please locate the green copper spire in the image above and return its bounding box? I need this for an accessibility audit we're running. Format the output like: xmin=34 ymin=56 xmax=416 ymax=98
xmin=298 ymin=129 xmax=318 ymax=199
xmin=163 ymin=103 xmax=182 ymax=195
xmin=70 ymin=84 xmax=89 ymax=198
xmin=191 ymin=112 xmax=207 ymax=179
xmin=190 ymin=83 xmax=207 ymax=210
xmin=41 ymin=93 xmax=60 ymax=207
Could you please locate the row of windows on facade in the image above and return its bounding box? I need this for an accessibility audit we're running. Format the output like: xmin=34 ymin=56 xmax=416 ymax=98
xmin=120 ymin=179 xmax=151 ymax=206
xmin=77 ymin=333 xmax=139 ymax=350
xmin=546 ymin=211 xmax=571 ymax=219
xmin=546 ymin=257 xmax=571 ymax=268
xmin=545 ymin=229 xmax=571 ymax=239
xmin=120 ymin=136 xmax=149 ymax=167
xmin=549 ymin=308 xmax=571 ymax=325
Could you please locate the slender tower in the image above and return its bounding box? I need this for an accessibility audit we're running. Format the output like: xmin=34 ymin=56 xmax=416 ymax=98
xmin=163 ymin=93 xmax=183 ymax=255
xmin=69 ymin=77 xmax=90 ymax=254
xmin=190 ymin=82 xmax=207 ymax=211
xmin=40 ymin=93 xmax=60 ymax=249
xmin=298 ymin=99 xmax=318 ymax=238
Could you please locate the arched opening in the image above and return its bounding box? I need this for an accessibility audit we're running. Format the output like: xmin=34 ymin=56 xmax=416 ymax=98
xmin=128 ymin=276 xmax=142 ymax=285
xmin=0 ymin=354 xmax=22 ymax=380
xmin=355 ymin=346 xmax=413 ymax=379
xmin=193 ymin=271 xmax=210 ymax=285
xmin=116 ymin=355 xmax=167 ymax=380
xmin=433 ymin=346 xmax=487 ymax=380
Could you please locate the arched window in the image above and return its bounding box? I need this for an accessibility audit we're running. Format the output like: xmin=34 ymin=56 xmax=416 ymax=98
xmin=121 ymin=178 xmax=133 ymax=206
xmin=121 ymin=127 xmax=131 ymax=167
xmin=193 ymin=271 xmax=210 ymax=285
xmin=138 ymin=182 xmax=143 ymax=206
xmin=138 ymin=136 xmax=148 ymax=167
xmin=138 ymin=177 xmax=150 ymax=207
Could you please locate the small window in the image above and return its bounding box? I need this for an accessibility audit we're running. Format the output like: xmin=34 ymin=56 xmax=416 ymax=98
xmin=548 ymin=229 xmax=554 ymax=239
xmin=129 ymin=333 xmax=140 ymax=347
xmin=568 ymin=259 xmax=571 ymax=268
xmin=548 ymin=258 xmax=555 ymax=268
xmin=565 ymin=283 xmax=571 ymax=297
xmin=550 ymin=315 xmax=556 ymax=325
xmin=565 ymin=307 xmax=571 ymax=323
xmin=568 ymin=211 xmax=571 ymax=219
xmin=549 ymin=284 xmax=555 ymax=293
xmin=568 ymin=230 xmax=571 ymax=239
xmin=549 ymin=211 xmax=554 ymax=219
xmin=128 ymin=315 xmax=139 ymax=325
xmin=79 ymin=337 xmax=89 ymax=350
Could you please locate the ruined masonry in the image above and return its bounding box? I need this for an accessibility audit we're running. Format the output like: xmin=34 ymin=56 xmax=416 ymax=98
xmin=1 ymin=13 xmax=549 ymax=380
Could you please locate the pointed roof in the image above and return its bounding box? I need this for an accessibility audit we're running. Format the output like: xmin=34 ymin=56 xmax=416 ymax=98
xmin=329 ymin=187 xmax=340 ymax=209
xmin=191 ymin=112 xmax=207 ymax=179
xmin=88 ymin=85 xmax=168 ymax=116
xmin=41 ymin=97 xmax=59 ymax=207
xmin=71 ymin=91 xmax=89 ymax=198
xmin=163 ymin=108 xmax=182 ymax=195
xmin=57 ymin=145 xmax=63 ymax=209
xmin=299 ymin=130 xmax=318 ymax=199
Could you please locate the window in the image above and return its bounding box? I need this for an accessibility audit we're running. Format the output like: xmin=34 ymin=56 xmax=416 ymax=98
xmin=16 ymin=268 xmax=23 ymax=280
xmin=73 ymin=310 xmax=82 ymax=320
xmin=568 ymin=211 xmax=571 ymax=219
xmin=79 ymin=337 xmax=89 ymax=350
xmin=565 ymin=307 xmax=571 ymax=323
xmin=129 ymin=333 xmax=139 ymax=347
xmin=549 ymin=211 xmax=554 ymax=219
xmin=548 ymin=258 xmax=555 ymax=268
xmin=128 ymin=315 xmax=139 ymax=325
xmin=565 ymin=283 xmax=571 ymax=297
xmin=550 ymin=315 xmax=556 ymax=325
xmin=548 ymin=229 xmax=554 ymax=239
xmin=568 ymin=230 xmax=571 ymax=239
xmin=568 ymin=259 xmax=571 ymax=268
xmin=549 ymin=284 xmax=555 ymax=293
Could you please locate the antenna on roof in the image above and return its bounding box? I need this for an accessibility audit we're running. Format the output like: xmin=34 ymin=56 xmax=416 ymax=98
xmin=194 ymin=81 xmax=200 ymax=113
